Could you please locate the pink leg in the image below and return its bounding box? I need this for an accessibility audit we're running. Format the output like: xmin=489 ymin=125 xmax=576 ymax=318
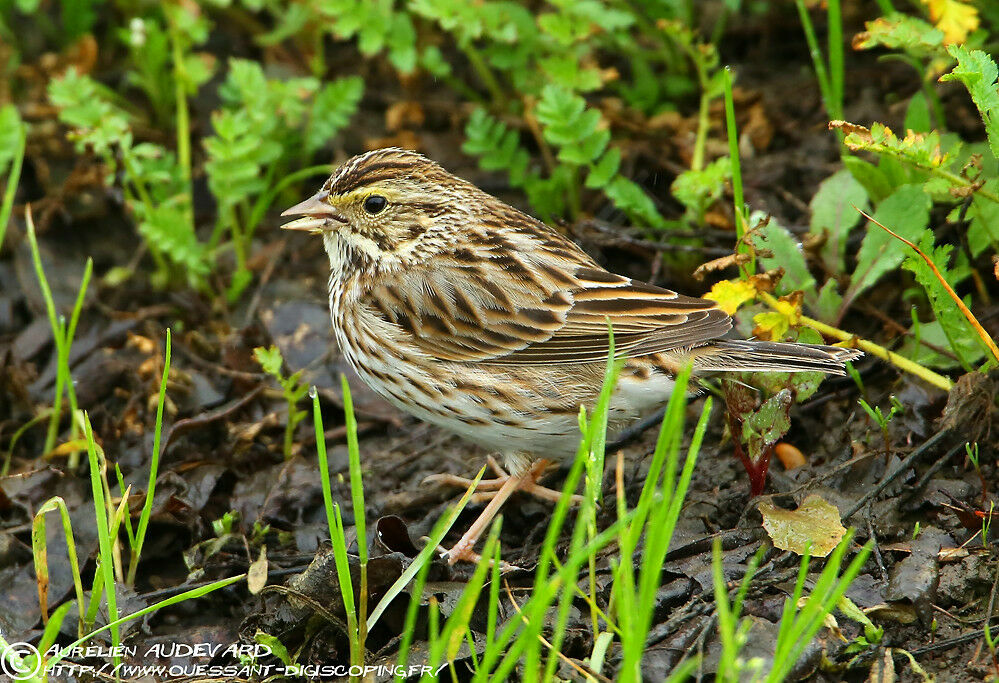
xmin=442 ymin=459 xmax=582 ymax=565
xmin=444 ymin=464 xmax=538 ymax=565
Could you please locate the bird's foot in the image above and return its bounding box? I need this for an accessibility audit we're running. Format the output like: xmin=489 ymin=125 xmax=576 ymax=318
xmin=423 ymin=456 xmax=582 ymax=505
xmin=426 ymin=457 xmax=581 ymax=566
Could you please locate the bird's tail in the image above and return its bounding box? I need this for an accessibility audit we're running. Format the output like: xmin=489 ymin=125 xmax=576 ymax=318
xmin=691 ymin=340 xmax=863 ymax=375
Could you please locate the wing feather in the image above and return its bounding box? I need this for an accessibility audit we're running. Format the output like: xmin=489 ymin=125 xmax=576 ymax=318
xmin=361 ymin=258 xmax=731 ymax=365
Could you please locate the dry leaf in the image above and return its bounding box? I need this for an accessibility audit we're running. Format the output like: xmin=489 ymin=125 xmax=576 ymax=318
xmin=691 ymin=253 xmax=752 ymax=280
xmin=248 ymin=546 xmax=268 ymax=594
xmin=758 ymin=494 xmax=846 ymax=557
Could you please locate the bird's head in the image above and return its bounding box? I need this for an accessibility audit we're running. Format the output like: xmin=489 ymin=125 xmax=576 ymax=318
xmin=281 ymin=148 xmax=475 ymax=271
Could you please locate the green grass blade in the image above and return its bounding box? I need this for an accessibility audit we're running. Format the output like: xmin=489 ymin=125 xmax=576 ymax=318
xmin=83 ymin=413 xmax=120 ymax=665
xmin=129 ymin=328 xmax=171 ymax=585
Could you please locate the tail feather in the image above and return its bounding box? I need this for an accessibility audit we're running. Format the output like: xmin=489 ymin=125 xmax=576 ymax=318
xmin=692 ymin=340 xmax=863 ymax=375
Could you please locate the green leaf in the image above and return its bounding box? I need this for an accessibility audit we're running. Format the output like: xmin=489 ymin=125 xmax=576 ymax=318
xmin=904 ymin=92 xmax=931 ymax=133
xmin=585 ymin=148 xmax=621 ymax=189
xmin=386 ymin=13 xmax=418 ymax=73
xmin=841 ymin=156 xmax=893 ymax=204
xmin=809 ymin=168 xmax=869 ymax=273
xmin=968 ymin=179 xmax=999 ymax=257
xmin=670 ymin=156 xmax=731 ymax=221
xmin=898 ymin=318 xmax=984 ymax=370
xmin=814 ymin=279 xmax=844 ymax=323
xmin=136 ymin=204 xmax=210 ymax=284
xmin=462 ymin=107 xmax=532 ymax=186
xmin=253 ymin=345 xmax=284 ymax=377
xmin=941 ymin=45 xmax=999 ymax=161
xmin=419 ymin=46 xmax=452 ymax=77
xmin=604 ymin=176 xmax=666 ymax=229
xmin=750 ymin=212 xmax=815 ymax=295
xmin=853 ymin=12 xmax=944 ymax=58
xmin=743 ymin=389 xmax=792 ymax=464
xmin=849 ymin=184 xmax=931 ymax=299
xmin=204 ymin=109 xmax=282 ymax=208
xmin=902 ymin=230 xmax=984 ymax=368
xmin=0 ymin=104 xmax=24 ymax=171
xmin=306 ymin=76 xmax=363 ymax=153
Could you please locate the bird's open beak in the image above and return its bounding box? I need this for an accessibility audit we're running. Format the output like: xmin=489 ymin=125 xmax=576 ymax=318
xmin=280 ymin=191 xmax=347 ymax=232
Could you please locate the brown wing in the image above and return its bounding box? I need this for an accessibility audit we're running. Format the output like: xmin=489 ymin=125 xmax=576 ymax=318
xmin=361 ymin=251 xmax=732 ymax=365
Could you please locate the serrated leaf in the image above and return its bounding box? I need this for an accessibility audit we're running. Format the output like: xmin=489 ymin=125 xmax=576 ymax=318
xmin=922 ymin=0 xmax=979 ymax=45
xmin=585 ymin=148 xmax=620 ymax=189
xmin=941 ymin=46 xmax=999 ymax=160
xmin=254 ymin=345 xmax=284 ymax=377
xmin=604 ymin=176 xmax=666 ymax=228
xmin=852 ymin=13 xmax=944 ymax=57
xmin=758 ymin=494 xmax=846 ymax=557
xmin=902 ymin=230 xmax=985 ymax=367
xmin=306 ymin=76 xmax=363 ymax=153
xmin=743 ymin=388 xmax=792 ymax=464
xmin=837 ymin=121 xmax=951 ymax=169
xmin=849 ymin=184 xmax=931 ymax=298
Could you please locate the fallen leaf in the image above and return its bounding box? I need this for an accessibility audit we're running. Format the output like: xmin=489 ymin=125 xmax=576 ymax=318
xmin=758 ymin=494 xmax=846 ymax=557
xmin=248 ymin=546 xmax=268 ymax=594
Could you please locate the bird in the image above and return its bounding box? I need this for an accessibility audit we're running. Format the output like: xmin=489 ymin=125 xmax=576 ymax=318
xmin=280 ymin=147 xmax=862 ymax=564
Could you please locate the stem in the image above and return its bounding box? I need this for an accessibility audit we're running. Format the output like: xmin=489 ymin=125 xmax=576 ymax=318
xmin=758 ymin=291 xmax=954 ymax=391
xmin=462 ymin=42 xmax=505 ymax=107
xmin=247 ymin=163 xmax=334 ymax=233
xmin=167 ymin=18 xmax=192 ymax=196
xmin=690 ymin=66 xmax=711 ymax=173
xmin=723 ymin=68 xmax=752 ymax=278
xmin=795 ymin=0 xmax=834 ymax=118
xmin=0 ymin=118 xmax=25 ymax=250
xmin=827 ymin=0 xmax=844 ymax=121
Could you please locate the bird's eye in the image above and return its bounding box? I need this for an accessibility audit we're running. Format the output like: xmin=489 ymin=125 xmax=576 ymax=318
xmin=363 ymin=195 xmax=387 ymax=214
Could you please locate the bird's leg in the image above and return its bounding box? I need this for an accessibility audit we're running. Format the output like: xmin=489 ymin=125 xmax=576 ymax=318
xmin=424 ymin=457 xmax=581 ymax=505
xmin=442 ymin=459 xmax=555 ymax=565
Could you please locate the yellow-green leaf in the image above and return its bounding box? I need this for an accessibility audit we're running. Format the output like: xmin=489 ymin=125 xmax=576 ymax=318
xmin=922 ymin=0 xmax=979 ymax=45
xmin=705 ymin=279 xmax=757 ymax=315
xmin=758 ymin=494 xmax=846 ymax=557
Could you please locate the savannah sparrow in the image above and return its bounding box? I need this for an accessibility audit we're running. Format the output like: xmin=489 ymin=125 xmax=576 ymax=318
xmin=281 ymin=148 xmax=861 ymax=564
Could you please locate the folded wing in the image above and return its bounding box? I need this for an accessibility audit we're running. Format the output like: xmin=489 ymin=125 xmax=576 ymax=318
xmin=362 ymin=259 xmax=732 ymax=365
